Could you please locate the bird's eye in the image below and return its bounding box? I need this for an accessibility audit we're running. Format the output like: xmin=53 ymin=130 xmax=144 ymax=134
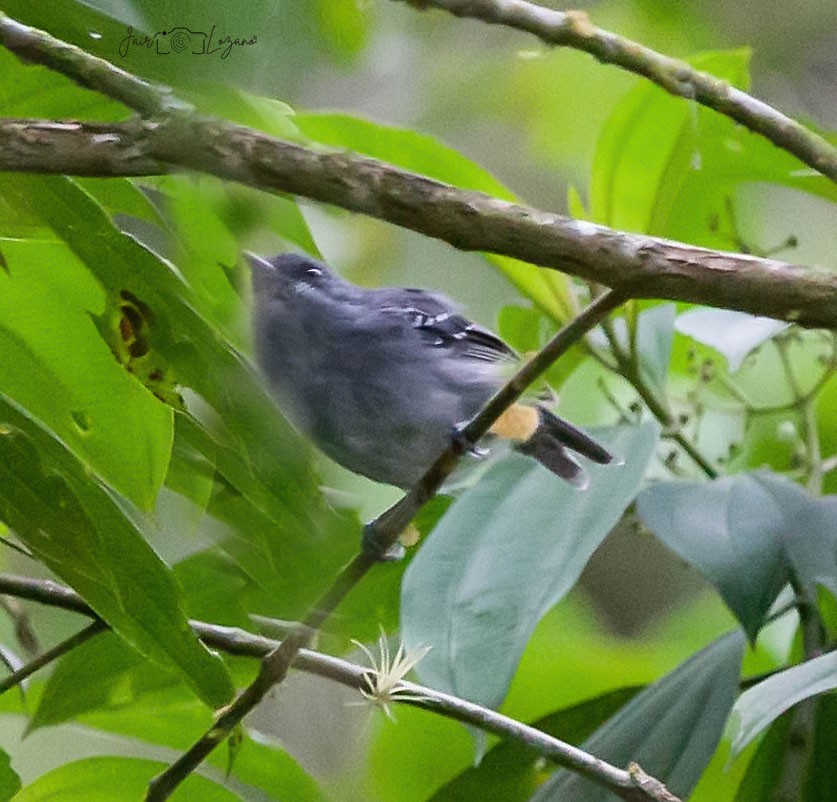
xmin=306 ymin=268 xmax=323 ymax=276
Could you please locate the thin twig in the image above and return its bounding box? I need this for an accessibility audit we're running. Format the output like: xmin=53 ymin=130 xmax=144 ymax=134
xmin=0 ymin=596 xmax=40 ymax=657
xmin=598 ymin=316 xmax=718 ymax=478
xmin=0 ymin=618 xmax=107 ymax=694
xmin=0 ymin=573 xmax=681 ymax=802
xmin=0 ymin=12 xmax=173 ymax=116
xmin=145 ymin=289 xmax=629 ymax=799
xmin=395 ymin=0 xmax=837 ymax=181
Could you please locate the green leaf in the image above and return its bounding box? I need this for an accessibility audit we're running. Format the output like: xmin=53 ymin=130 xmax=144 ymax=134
xmin=729 ymin=651 xmax=837 ymax=756
xmin=675 ymin=309 xmax=788 ymax=373
xmin=30 ymin=632 xmax=148 ymax=733
xmin=637 ymin=474 xmax=788 ymax=641
xmin=732 ymin=714 xmax=793 ymax=802
xmin=637 ymin=473 xmax=837 ymax=639
xmin=0 ymin=174 xmax=354 ymax=613
xmin=13 ymin=757 xmax=242 ymax=801
xmin=74 ymin=178 xmax=167 ymax=228
xmin=293 ymin=112 xmax=575 ymax=321
xmin=533 ymin=631 xmax=746 ymax=801
xmin=431 ymin=687 xmax=642 ymax=801
xmin=590 ymin=49 xmax=836 ymax=243
xmin=0 ymin=748 xmax=20 ymax=802
xmin=0 ymin=238 xmax=173 ymax=509
xmin=804 ymin=693 xmax=837 ymax=801
xmin=634 ymin=304 xmax=677 ymax=394
xmin=0 ymin=394 xmax=233 ymax=709
xmin=27 ymin=628 xmax=323 ymax=800
xmin=0 ymin=45 xmax=125 ymax=121
xmin=401 ymin=423 xmax=659 ymax=709
xmin=778 ymin=493 xmax=837 ymax=601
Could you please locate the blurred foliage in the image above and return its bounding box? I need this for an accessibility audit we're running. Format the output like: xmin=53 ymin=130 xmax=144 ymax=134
xmin=0 ymin=1 xmax=835 ymax=801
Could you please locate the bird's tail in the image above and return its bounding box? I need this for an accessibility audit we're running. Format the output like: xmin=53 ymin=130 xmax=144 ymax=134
xmin=515 ymin=406 xmax=613 ymax=488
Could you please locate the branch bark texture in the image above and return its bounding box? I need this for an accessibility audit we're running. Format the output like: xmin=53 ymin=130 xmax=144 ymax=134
xmin=397 ymin=0 xmax=837 ymax=182
xmin=1 ymin=117 xmax=835 ymax=329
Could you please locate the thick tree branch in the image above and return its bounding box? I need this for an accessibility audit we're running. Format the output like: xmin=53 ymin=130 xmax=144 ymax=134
xmin=1 ymin=117 xmax=835 ymax=329
xmin=396 ymin=0 xmax=837 ymax=182
xmin=0 ymin=572 xmax=680 ymax=802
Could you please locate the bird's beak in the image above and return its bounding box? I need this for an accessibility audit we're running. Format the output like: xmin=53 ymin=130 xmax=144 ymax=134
xmin=243 ymin=250 xmax=272 ymax=274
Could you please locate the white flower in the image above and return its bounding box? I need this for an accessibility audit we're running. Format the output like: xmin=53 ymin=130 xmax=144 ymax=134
xmin=351 ymin=629 xmax=432 ymax=721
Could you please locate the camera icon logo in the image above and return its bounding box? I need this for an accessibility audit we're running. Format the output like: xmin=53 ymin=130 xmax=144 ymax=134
xmin=156 ymin=27 xmax=208 ymax=55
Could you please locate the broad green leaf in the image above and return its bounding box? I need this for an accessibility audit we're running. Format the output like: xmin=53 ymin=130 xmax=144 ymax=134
xmin=0 ymin=748 xmax=20 ymax=802
xmin=13 ymin=757 xmax=242 ymax=801
xmin=0 ymin=394 xmax=232 ymax=709
xmin=158 ymin=175 xmax=246 ymax=337
xmin=637 ymin=474 xmax=788 ymax=640
xmin=431 ymin=687 xmax=642 ymax=801
xmin=177 ymin=85 xmax=300 ymax=140
xmin=497 ymin=305 xmax=547 ymax=356
xmin=637 ymin=473 xmax=837 ymax=639
xmin=0 ymin=174 xmax=314 ymax=500
xmin=777 ymin=492 xmax=837 ymax=601
xmin=0 ymin=174 xmax=355 ymax=613
xmin=401 ymin=423 xmax=659 ymax=710
xmin=729 ymin=651 xmax=837 ymax=756
xmin=0 ymin=238 xmax=173 ymax=509
xmin=634 ymin=304 xmax=677 ymax=394
xmin=590 ymin=49 xmax=836 ymax=242
xmin=293 ymin=112 xmax=575 ymax=321
xmin=533 ymin=631 xmax=746 ymax=801
xmin=172 ymin=550 xmax=253 ymax=627
xmin=153 ymin=175 xmax=318 ymax=340
xmin=675 ymin=309 xmax=788 ymax=373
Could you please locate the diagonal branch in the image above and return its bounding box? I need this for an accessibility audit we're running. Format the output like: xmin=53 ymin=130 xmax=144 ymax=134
xmin=395 ymin=0 xmax=837 ymax=182
xmin=0 ymin=117 xmax=835 ymax=329
xmin=0 ymin=572 xmax=681 ymax=802
xmin=144 ymin=289 xmax=628 ymax=799
xmin=0 ymin=618 xmax=107 ymax=695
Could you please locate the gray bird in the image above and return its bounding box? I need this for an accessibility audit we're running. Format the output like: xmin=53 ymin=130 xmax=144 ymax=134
xmin=247 ymin=252 xmax=612 ymax=491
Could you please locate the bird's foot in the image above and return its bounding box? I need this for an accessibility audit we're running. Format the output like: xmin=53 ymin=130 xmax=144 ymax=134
xmin=361 ymin=522 xmax=406 ymax=562
xmin=450 ymin=424 xmax=487 ymax=457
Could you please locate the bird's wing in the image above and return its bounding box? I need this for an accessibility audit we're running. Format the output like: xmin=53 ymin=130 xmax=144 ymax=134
xmin=374 ymin=287 xmax=518 ymax=363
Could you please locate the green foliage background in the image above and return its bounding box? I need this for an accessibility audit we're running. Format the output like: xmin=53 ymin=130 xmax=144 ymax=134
xmin=0 ymin=1 xmax=835 ymax=800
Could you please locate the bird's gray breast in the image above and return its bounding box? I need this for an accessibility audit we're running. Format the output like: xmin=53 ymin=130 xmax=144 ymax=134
xmin=256 ymin=300 xmax=502 ymax=487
